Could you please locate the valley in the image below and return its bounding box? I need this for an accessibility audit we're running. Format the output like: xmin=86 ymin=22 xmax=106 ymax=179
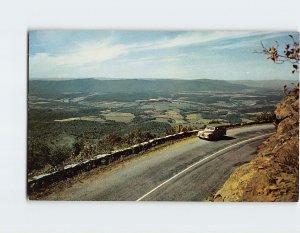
xmin=27 ymin=78 xmax=285 ymax=178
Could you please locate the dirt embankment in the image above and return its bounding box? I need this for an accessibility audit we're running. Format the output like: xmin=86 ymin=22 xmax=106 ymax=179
xmin=214 ymin=84 xmax=299 ymax=202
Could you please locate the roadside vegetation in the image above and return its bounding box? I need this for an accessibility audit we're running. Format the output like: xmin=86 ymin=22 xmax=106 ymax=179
xmin=214 ymin=34 xmax=299 ymax=201
xmin=28 ymin=79 xmax=283 ymax=177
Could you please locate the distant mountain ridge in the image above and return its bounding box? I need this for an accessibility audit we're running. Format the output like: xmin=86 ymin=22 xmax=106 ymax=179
xmin=29 ymin=78 xmax=251 ymax=97
xmin=229 ymin=80 xmax=295 ymax=90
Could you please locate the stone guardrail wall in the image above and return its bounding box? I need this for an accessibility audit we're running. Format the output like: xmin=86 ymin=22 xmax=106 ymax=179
xmin=28 ymin=130 xmax=198 ymax=192
xmin=225 ymin=120 xmax=273 ymax=129
xmin=27 ymin=120 xmax=272 ymax=193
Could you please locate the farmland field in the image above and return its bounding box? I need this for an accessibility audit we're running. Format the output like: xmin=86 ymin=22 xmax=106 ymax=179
xmin=28 ymin=78 xmax=285 ymax=177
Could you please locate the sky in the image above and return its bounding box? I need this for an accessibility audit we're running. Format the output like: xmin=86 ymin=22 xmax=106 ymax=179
xmin=28 ymin=30 xmax=299 ymax=80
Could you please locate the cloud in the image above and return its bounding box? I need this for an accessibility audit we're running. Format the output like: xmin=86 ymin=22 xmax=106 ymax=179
xmin=30 ymin=31 xmax=261 ymax=64
xmin=29 ymin=31 xmax=284 ymax=78
xmin=209 ymin=32 xmax=290 ymax=50
xmin=133 ymin=31 xmax=264 ymax=51
xmin=29 ymin=38 xmax=129 ymax=78
xmin=127 ymin=54 xmax=187 ymax=65
xmin=212 ymin=41 xmax=255 ymax=50
xmin=134 ymin=32 xmax=212 ymax=50
xmin=59 ymin=40 xmax=127 ymax=66
xmin=31 ymin=40 xmax=127 ymax=66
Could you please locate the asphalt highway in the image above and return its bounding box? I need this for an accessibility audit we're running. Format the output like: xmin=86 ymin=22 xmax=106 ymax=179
xmin=45 ymin=124 xmax=275 ymax=201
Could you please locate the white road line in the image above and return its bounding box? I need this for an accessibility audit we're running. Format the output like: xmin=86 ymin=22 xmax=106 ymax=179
xmin=136 ymin=132 xmax=273 ymax=201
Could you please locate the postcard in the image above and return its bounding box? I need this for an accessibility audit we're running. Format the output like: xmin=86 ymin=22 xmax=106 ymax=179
xmin=27 ymin=30 xmax=299 ymax=201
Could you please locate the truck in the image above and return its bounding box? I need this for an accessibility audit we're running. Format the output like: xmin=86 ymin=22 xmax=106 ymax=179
xmin=197 ymin=125 xmax=227 ymax=140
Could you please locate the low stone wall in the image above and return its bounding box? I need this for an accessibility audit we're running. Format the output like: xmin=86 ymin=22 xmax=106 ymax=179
xmin=28 ymin=121 xmax=273 ymax=193
xmin=225 ymin=120 xmax=273 ymax=129
xmin=27 ymin=130 xmax=198 ymax=193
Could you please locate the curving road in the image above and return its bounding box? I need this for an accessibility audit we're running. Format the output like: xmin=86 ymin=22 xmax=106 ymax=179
xmin=45 ymin=124 xmax=275 ymax=201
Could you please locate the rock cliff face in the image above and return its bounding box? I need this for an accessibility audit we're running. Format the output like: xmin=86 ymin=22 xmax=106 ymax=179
xmin=214 ymin=84 xmax=299 ymax=202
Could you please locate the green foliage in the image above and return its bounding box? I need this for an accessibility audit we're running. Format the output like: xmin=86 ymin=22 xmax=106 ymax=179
xmin=48 ymin=145 xmax=72 ymax=167
xmin=124 ymin=129 xmax=156 ymax=145
xmin=27 ymin=140 xmax=51 ymax=171
xmin=73 ymin=139 xmax=84 ymax=156
xmin=208 ymin=119 xmax=222 ymax=124
xmin=27 ymin=113 xmax=166 ymax=174
xmin=27 ymin=140 xmax=72 ymax=172
xmin=225 ymin=114 xmax=242 ymax=124
xmin=256 ymin=111 xmax=276 ymax=122
xmin=27 ymin=78 xmax=285 ymax=176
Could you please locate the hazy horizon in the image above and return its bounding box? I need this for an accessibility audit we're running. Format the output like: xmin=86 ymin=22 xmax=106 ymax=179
xmin=29 ymin=30 xmax=299 ymax=81
xmin=29 ymin=77 xmax=294 ymax=81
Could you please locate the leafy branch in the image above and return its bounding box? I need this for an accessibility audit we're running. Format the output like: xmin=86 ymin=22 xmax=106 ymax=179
xmin=254 ymin=34 xmax=299 ymax=73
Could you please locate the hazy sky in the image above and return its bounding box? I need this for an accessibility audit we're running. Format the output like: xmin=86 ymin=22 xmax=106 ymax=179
xmin=29 ymin=30 xmax=299 ymax=80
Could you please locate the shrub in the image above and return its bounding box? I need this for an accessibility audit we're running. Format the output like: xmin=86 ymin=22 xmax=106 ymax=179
xmin=27 ymin=140 xmax=51 ymax=172
xmin=48 ymin=144 xmax=72 ymax=167
xmin=256 ymin=111 xmax=276 ymax=122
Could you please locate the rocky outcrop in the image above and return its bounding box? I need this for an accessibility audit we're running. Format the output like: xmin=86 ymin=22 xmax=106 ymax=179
xmin=214 ymin=84 xmax=299 ymax=202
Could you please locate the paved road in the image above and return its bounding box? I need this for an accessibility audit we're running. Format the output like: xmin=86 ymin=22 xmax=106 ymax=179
xmin=46 ymin=124 xmax=275 ymax=201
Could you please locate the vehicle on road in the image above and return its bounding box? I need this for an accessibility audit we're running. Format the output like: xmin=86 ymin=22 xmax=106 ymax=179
xmin=197 ymin=125 xmax=227 ymax=140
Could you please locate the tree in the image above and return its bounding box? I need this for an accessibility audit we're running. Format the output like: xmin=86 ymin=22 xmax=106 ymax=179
xmin=73 ymin=138 xmax=84 ymax=156
xmin=143 ymin=131 xmax=156 ymax=141
xmin=48 ymin=144 xmax=72 ymax=167
xmin=256 ymin=111 xmax=276 ymax=122
xmin=254 ymin=34 xmax=299 ymax=73
xmin=27 ymin=140 xmax=51 ymax=172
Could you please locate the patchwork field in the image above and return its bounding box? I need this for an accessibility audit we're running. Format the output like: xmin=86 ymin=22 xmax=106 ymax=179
xmin=28 ymin=79 xmax=284 ymax=177
xmin=102 ymin=112 xmax=135 ymax=123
